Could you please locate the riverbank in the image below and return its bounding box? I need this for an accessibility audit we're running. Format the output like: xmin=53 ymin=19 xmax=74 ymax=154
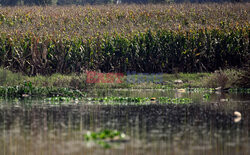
xmin=1 ymin=68 xmax=249 ymax=98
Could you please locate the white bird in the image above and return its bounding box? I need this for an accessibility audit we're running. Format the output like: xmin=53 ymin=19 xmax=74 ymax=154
xmin=234 ymin=111 xmax=241 ymax=117
xmin=234 ymin=111 xmax=242 ymax=123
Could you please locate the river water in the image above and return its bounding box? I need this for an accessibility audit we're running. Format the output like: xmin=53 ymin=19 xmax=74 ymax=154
xmin=0 ymin=89 xmax=249 ymax=155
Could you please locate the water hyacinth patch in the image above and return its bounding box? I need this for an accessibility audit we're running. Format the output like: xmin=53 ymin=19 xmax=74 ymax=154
xmin=228 ymin=88 xmax=250 ymax=94
xmin=90 ymin=96 xmax=147 ymax=103
xmin=88 ymin=96 xmax=193 ymax=104
xmin=84 ymin=130 xmax=127 ymax=141
xmin=84 ymin=129 xmax=129 ymax=148
xmin=157 ymin=97 xmax=193 ymax=104
xmin=44 ymin=96 xmax=80 ymax=105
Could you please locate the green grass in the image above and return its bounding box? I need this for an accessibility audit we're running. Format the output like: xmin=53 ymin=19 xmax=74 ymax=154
xmin=0 ymin=85 xmax=84 ymax=98
xmin=0 ymin=73 xmax=85 ymax=97
xmin=91 ymin=70 xmax=245 ymax=89
xmin=0 ymin=68 xmax=249 ymax=99
xmin=0 ymin=68 xmax=247 ymax=90
xmin=88 ymin=72 xmax=212 ymax=89
xmin=0 ymin=68 xmax=87 ymax=89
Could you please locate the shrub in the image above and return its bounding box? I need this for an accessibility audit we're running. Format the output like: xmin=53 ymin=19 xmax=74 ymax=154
xmin=235 ymin=55 xmax=250 ymax=88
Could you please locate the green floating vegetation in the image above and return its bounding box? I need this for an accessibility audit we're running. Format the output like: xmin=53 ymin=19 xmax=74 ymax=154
xmin=186 ymin=88 xmax=250 ymax=94
xmin=228 ymin=88 xmax=250 ymax=94
xmin=158 ymin=97 xmax=193 ymax=104
xmin=88 ymin=96 xmax=193 ymax=104
xmin=91 ymin=97 xmax=147 ymax=103
xmin=0 ymin=82 xmax=84 ymax=98
xmin=45 ymin=97 xmax=79 ymax=105
xmin=84 ymin=129 xmax=128 ymax=148
xmin=203 ymin=93 xmax=211 ymax=101
xmin=186 ymin=88 xmax=214 ymax=93
xmin=45 ymin=97 xmax=73 ymax=102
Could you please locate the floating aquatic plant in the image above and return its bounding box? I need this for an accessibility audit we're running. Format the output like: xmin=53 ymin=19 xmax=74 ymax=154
xmin=229 ymin=88 xmax=250 ymax=94
xmin=88 ymin=96 xmax=193 ymax=104
xmin=84 ymin=129 xmax=129 ymax=148
xmin=44 ymin=96 xmax=79 ymax=104
xmin=203 ymin=93 xmax=211 ymax=101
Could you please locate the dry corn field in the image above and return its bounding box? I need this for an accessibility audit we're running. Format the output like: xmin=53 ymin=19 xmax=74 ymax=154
xmin=0 ymin=3 xmax=249 ymax=74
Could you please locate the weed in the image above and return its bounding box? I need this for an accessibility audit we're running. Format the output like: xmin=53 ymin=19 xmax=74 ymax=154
xmin=89 ymin=96 xmax=193 ymax=104
xmin=84 ymin=129 xmax=128 ymax=148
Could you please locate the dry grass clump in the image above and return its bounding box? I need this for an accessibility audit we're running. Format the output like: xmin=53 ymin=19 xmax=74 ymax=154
xmin=203 ymin=69 xmax=242 ymax=88
xmin=235 ymin=55 xmax=250 ymax=88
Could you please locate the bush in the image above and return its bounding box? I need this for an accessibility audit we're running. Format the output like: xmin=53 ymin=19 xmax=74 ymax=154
xmin=236 ymin=55 xmax=250 ymax=88
xmin=203 ymin=69 xmax=242 ymax=88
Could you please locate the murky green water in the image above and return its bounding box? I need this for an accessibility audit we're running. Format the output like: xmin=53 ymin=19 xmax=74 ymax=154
xmin=0 ymin=90 xmax=249 ymax=155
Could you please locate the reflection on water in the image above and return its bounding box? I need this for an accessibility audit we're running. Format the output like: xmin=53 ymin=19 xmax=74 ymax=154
xmin=0 ymin=90 xmax=250 ymax=155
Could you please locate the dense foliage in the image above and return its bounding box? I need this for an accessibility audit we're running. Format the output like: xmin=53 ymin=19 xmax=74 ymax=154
xmin=0 ymin=4 xmax=249 ymax=75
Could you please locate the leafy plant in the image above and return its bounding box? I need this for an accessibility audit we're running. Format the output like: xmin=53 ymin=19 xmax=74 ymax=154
xmin=89 ymin=96 xmax=193 ymax=104
xmin=235 ymin=55 xmax=250 ymax=88
xmin=84 ymin=129 xmax=128 ymax=148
